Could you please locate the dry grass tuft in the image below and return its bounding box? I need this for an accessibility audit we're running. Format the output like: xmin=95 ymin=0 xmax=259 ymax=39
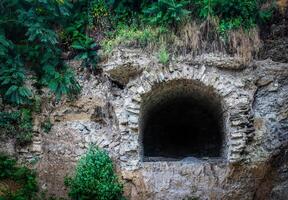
xmin=227 ymin=28 xmax=261 ymax=64
xmin=176 ymin=22 xmax=201 ymax=53
xmin=166 ymin=18 xmax=225 ymax=55
xmin=163 ymin=19 xmax=260 ymax=63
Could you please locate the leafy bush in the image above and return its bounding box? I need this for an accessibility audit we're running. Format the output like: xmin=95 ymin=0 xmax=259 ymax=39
xmin=144 ymin=0 xmax=191 ymax=27
xmin=0 ymin=154 xmax=38 ymax=200
xmin=63 ymin=0 xmax=100 ymax=43
xmin=0 ymin=34 xmax=33 ymax=105
xmin=0 ymin=0 xmax=103 ymax=105
xmin=106 ymin=0 xmax=149 ymax=24
xmin=41 ymin=65 xmax=81 ymax=101
xmin=216 ymin=0 xmax=273 ymax=33
xmin=0 ymin=56 xmax=33 ymax=105
xmin=0 ymin=109 xmax=33 ymax=145
xmin=193 ymin=0 xmax=274 ymax=33
xmin=65 ymin=146 xmax=125 ymax=200
xmin=72 ymin=37 xmax=99 ymax=71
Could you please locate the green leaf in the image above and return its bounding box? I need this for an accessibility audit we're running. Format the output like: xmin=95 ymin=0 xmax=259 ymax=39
xmin=48 ymin=80 xmax=59 ymax=92
xmin=71 ymin=43 xmax=86 ymax=50
xmin=19 ymin=86 xmax=33 ymax=98
xmin=5 ymin=85 xmax=18 ymax=96
xmin=75 ymin=52 xmax=88 ymax=60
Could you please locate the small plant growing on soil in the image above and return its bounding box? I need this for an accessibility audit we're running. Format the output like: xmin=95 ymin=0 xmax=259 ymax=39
xmin=65 ymin=145 xmax=125 ymax=200
xmin=158 ymin=46 xmax=170 ymax=65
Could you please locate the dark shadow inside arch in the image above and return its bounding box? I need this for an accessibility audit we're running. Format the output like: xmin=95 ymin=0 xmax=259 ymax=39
xmin=140 ymin=80 xmax=224 ymax=161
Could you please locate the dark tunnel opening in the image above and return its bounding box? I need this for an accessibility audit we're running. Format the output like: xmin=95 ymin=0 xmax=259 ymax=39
xmin=140 ymin=80 xmax=224 ymax=161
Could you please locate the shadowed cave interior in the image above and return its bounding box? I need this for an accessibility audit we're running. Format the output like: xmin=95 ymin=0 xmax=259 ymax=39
xmin=141 ymin=80 xmax=224 ymax=161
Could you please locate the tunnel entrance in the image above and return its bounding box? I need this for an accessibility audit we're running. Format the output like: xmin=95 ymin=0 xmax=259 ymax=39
xmin=140 ymin=80 xmax=224 ymax=161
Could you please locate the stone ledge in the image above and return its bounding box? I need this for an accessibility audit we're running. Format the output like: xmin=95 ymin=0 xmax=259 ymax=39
xmin=104 ymin=62 xmax=144 ymax=86
xmin=187 ymin=53 xmax=246 ymax=70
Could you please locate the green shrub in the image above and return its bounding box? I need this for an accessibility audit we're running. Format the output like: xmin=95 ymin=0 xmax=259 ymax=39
xmin=0 ymin=109 xmax=33 ymax=145
xmin=72 ymin=37 xmax=99 ymax=71
xmin=0 ymin=154 xmax=38 ymax=200
xmin=41 ymin=65 xmax=81 ymax=101
xmin=0 ymin=0 xmax=105 ymax=105
xmin=193 ymin=0 xmax=274 ymax=34
xmin=0 ymin=53 xmax=33 ymax=105
xmin=65 ymin=146 xmax=125 ymax=200
xmin=144 ymin=0 xmax=191 ymax=27
xmin=106 ymin=0 xmax=149 ymax=24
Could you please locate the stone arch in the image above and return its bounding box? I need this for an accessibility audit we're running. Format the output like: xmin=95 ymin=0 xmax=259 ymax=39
xmin=117 ymin=64 xmax=254 ymax=166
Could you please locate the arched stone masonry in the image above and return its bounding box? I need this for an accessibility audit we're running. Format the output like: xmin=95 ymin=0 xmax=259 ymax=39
xmin=114 ymin=63 xmax=254 ymax=169
xmin=140 ymin=79 xmax=224 ymax=160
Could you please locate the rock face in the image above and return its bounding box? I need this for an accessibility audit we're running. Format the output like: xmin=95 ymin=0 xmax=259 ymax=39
xmin=0 ymin=49 xmax=288 ymax=199
xmin=259 ymin=9 xmax=288 ymax=63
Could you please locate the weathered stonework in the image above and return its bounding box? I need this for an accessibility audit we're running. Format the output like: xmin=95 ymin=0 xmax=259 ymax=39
xmin=1 ymin=49 xmax=287 ymax=199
